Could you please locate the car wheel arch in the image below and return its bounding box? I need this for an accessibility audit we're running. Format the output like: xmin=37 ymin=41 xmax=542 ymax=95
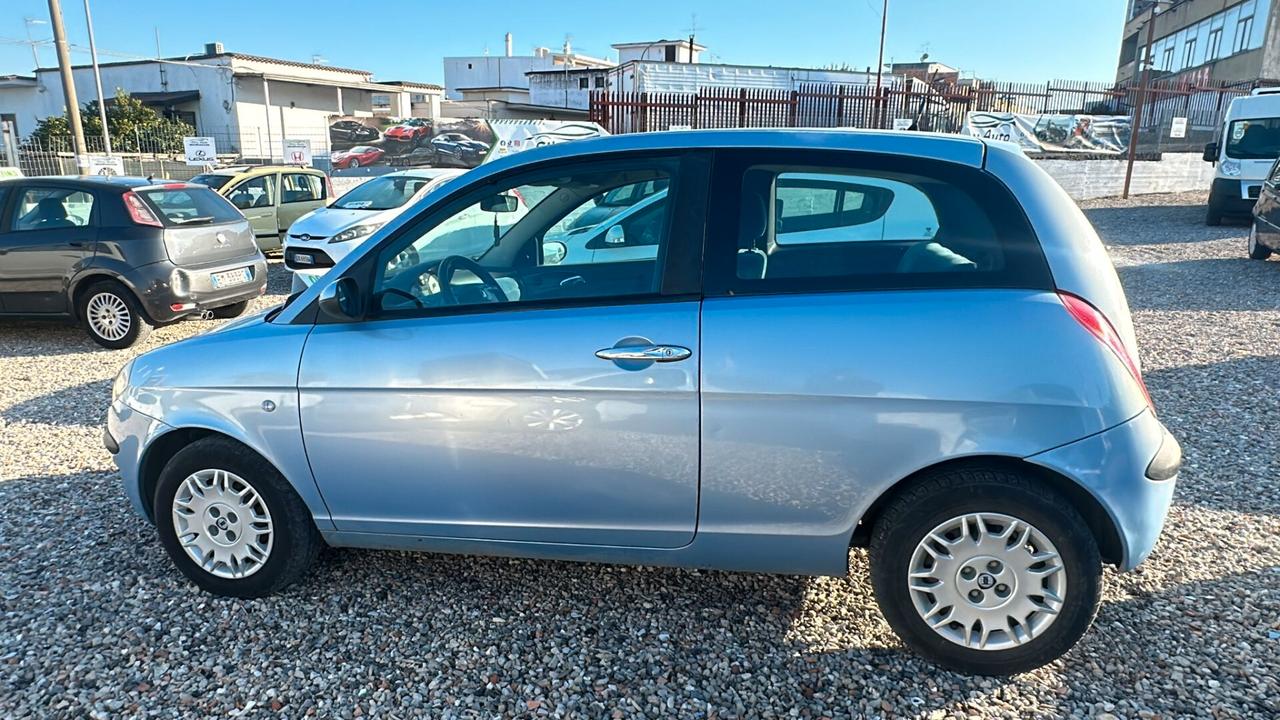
xmin=70 ymin=272 xmax=146 ymax=322
xmin=847 ymin=455 xmax=1124 ymax=567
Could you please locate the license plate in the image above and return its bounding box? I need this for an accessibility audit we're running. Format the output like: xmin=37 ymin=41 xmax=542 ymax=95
xmin=292 ymin=253 xmax=314 ymax=265
xmin=210 ymin=267 xmax=252 ymax=289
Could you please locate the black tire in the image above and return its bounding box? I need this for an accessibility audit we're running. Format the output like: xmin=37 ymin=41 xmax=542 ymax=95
xmin=869 ymin=466 xmax=1101 ymax=676
xmin=153 ymin=436 xmax=322 ymax=598
xmin=1206 ymin=204 xmax=1223 ymax=226
xmin=210 ymin=300 xmax=251 ymax=319
xmin=78 ymin=279 xmax=153 ymax=350
xmin=1248 ymin=224 xmax=1272 ymax=259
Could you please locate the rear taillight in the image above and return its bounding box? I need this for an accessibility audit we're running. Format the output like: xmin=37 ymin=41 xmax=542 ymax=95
xmin=122 ymin=191 xmax=162 ymax=227
xmin=1059 ymin=291 xmax=1153 ymax=411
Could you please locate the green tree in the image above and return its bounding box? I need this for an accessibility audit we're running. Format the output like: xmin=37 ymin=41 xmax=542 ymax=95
xmin=29 ymin=89 xmax=195 ymax=153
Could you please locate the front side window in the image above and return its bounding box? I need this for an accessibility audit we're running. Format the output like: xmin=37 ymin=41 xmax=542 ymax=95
xmin=368 ymin=160 xmax=677 ymax=316
xmin=1226 ymin=118 xmax=1280 ymax=159
xmin=226 ymin=175 xmax=276 ymax=210
xmin=711 ymin=152 xmax=1049 ymax=294
xmin=11 ymin=188 xmax=94 ymax=231
xmin=281 ymin=173 xmax=324 ymax=203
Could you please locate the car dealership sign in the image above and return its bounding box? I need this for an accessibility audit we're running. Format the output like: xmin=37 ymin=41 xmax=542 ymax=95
xmin=963 ymin=111 xmax=1131 ymax=154
xmin=284 ymin=138 xmax=313 ymax=166
xmin=182 ymin=136 xmax=217 ymax=165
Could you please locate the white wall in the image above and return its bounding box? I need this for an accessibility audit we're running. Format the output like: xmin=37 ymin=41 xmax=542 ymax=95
xmin=1037 ymin=152 xmax=1215 ymax=200
xmin=444 ymin=56 xmax=557 ymax=100
xmin=528 ymin=72 xmax=607 ymax=109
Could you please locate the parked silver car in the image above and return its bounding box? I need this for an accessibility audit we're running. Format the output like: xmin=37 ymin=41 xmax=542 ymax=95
xmin=107 ymin=129 xmax=1179 ymax=675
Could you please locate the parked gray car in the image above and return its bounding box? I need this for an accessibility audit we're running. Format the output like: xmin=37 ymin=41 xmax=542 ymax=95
xmin=107 ymin=130 xmax=1179 ymax=675
xmin=0 ymin=176 xmax=266 ymax=348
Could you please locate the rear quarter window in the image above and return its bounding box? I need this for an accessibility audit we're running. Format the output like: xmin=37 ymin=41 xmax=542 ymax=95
xmin=137 ymin=187 xmax=244 ymax=226
xmin=708 ymin=150 xmax=1050 ymax=294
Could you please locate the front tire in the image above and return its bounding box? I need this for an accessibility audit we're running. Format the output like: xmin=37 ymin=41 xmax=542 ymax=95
xmin=154 ymin=436 xmax=322 ymax=598
xmin=1248 ymin=223 xmax=1272 ymax=259
xmin=210 ymin=300 xmax=251 ymax=319
xmin=869 ymin=467 xmax=1101 ymax=675
xmin=79 ymin=280 xmax=153 ymax=349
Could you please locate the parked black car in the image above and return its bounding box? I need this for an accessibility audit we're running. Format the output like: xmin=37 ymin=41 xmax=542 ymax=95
xmin=329 ymin=120 xmax=380 ymax=145
xmin=0 ymin=176 xmax=267 ymax=349
xmin=429 ymin=132 xmax=490 ymax=167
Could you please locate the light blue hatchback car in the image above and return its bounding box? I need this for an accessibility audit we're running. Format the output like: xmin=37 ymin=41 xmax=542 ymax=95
xmin=107 ymin=129 xmax=1180 ymax=675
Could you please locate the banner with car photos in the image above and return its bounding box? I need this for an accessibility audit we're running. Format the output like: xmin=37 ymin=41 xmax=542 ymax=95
xmin=327 ymin=116 xmax=496 ymax=175
xmin=485 ymin=120 xmax=609 ymax=163
xmin=963 ymin=111 xmax=1132 ymax=154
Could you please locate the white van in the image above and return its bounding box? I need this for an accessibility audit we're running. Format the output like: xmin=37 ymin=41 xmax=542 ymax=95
xmin=1204 ymin=88 xmax=1280 ymax=225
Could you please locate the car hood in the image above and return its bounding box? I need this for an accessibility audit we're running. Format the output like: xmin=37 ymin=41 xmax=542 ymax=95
xmin=288 ymin=207 xmax=395 ymax=239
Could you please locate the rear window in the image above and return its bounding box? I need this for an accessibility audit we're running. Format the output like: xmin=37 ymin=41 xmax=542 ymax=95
xmin=188 ymin=173 xmax=233 ymax=190
xmin=136 ymin=187 xmax=243 ymax=226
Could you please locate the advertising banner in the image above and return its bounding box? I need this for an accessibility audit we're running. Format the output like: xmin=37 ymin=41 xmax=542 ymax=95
xmin=83 ymin=154 xmax=125 ymax=176
xmin=183 ymin=136 xmax=217 ymax=165
xmin=325 ymin=116 xmax=608 ymax=177
xmin=963 ymin=112 xmax=1131 ymax=153
xmin=283 ymin=139 xmax=313 ymax=166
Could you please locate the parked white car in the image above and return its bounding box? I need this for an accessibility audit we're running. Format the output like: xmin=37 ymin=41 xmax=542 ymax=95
xmin=283 ymin=169 xmax=464 ymax=290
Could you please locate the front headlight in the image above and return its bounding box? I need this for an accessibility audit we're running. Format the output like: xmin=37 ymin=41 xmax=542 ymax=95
xmin=1220 ymin=159 xmax=1242 ymax=177
xmin=329 ymin=222 xmax=386 ymax=244
xmin=112 ymin=360 xmax=133 ymax=403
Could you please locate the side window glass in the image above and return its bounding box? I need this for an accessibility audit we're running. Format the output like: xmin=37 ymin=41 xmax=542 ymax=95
xmin=281 ymin=173 xmax=323 ymax=204
xmin=371 ymin=163 xmax=676 ymax=316
xmin=735 ymin=166 xmax=995 ymax=282
xmin=227 ymin=175 xmax=276 ymax=210
xmin=11 ymin=188 xmax=94 ymax=231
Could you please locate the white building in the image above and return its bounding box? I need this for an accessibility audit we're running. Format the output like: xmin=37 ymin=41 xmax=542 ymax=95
xmin=0 ymin=42 xmax=442 ymax=160
xmin=443 ymin=34 xmax=612 ymax=108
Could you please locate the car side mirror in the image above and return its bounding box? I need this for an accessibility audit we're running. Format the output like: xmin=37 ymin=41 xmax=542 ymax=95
xmin=318 ymin=276 xmax=365 ymax=322
xmin=543 ymin=240 xmax=567 ymax=265
xmin=480 ymin=194 xmax=518 ymax=213
xmin=604 ymin=225 xmax=626 ymax=246
xmin=1203 ymin=142 xmax=1219 ymax=163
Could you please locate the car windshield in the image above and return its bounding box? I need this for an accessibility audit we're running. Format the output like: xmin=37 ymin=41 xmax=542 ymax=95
xmin=1226 ymin=118 xmax=1280 ymax=159
xmin=332 ymin=176 xmax=434 ymax=211
xmin=137 ymin=186 xmax=244 ymax=226
xmin=188 ymin=174 xmax=233 ymax=190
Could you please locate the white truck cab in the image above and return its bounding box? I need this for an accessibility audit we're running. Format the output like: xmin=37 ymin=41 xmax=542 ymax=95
xmin=1204 ymin=88 xmax=1280 ymax=225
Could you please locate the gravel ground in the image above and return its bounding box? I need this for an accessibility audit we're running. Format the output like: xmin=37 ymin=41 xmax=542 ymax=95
xmin=2 ymin=195 xmax=1279 ymax=719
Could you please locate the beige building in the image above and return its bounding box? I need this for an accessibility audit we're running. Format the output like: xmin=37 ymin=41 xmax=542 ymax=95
xmin=1116 ymin=0 xmax=1278 ymax=85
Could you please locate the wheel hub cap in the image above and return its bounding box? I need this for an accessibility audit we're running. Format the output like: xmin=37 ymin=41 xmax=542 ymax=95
xmin=86 ymin=292 xmax=132 ymax=341
xmin=171 ymin=469 xmax=273 ymax=579
xmin=908 ymin=512 xmax=1066 ymax=651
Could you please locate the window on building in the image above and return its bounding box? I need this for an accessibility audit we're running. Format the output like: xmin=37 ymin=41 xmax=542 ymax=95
xmin=1184 ymin=38 xmax=1197 ymax=68
xmin=1234 ymin=15 xmax=1254 ymax=53
xmin=1207 ymin=27 xmax=1223 ymax=58
xmin=1161 ymin=45 xmax=1175 ymax=71
xmin=664 ymin=45 xmax=677 ymax=62
xmin=579 ymin=77 xmax=590 ymax=89
xmin=1119 ymin=33 xmax=1139 ymax=65
xmin=594 ymin=75 xmax=605 ymax=88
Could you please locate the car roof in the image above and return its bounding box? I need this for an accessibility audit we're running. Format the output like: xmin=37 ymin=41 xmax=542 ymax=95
xmin=383 ymin=168 xmax=463 ymax=180
xmin=476 ymin=128 xmax=988 ymax=176
xmin=0 ymin=175 xmax=171 ymax=190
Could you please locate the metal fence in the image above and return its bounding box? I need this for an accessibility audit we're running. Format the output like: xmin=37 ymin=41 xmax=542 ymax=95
xmin=589 ymin=77 xmax=1268 ymax=155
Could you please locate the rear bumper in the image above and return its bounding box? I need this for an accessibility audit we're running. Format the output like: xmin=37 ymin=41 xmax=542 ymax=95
xmin=1027 ymin=410 xmax=1178 ymax=571
xmin=129 ymin=255 xmax=268 ymax=323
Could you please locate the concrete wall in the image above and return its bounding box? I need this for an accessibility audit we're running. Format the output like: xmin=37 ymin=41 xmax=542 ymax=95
xmin=1036 ymin=152 xmax=1214 ymax=200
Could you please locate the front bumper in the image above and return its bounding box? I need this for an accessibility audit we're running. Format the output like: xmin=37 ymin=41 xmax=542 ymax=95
xmin=106 ymin=399 xmax=173 ymax=522
xmin=1027 ymin=410 xmax=1178 ymax=570
xmin=1209 ymin=178 xmax=1260 ymax=216
xmin=131 ymin=255 xmax=269 ymax=323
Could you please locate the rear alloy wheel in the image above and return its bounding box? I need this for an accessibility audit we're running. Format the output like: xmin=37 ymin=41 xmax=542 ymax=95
xmin=79 ymin=280 xmax=152 ymax=349
xmin=1248 ymin=223 xmax=1272 ymax=259
xmin=154 ymin=436 xmax=322 ymax=597
xmin=870 ymin=468 xmax=1101 ymax=675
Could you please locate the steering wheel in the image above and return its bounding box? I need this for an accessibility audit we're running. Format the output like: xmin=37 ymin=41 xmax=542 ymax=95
xmin=434 ymin=255 xmax=508 ymax=305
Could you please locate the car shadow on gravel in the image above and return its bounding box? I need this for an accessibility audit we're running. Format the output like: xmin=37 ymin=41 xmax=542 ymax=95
xmin=1119 ymin=257 xmax=1280 ymax=311
xmin=1083 ymin=205 xmax=1250 ymax=247
xmin=0 ymin=321 xmax=103 ymax=358
xmin=1 ymin=378 xmax=110 ymax=428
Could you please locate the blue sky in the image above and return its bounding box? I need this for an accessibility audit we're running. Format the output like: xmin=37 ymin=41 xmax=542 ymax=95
xmin=1 ymin=0 xmax=1127 ymax=85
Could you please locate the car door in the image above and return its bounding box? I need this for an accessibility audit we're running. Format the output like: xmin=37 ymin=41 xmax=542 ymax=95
xmin=278 ymin=172 xmax=326 ymax=234
xmin=297 ymin=152 xmax=708 ymax=548
xmin=225 ymin=173 xmax=279 ymax=249
xmin=0 ymin=184 xmax=97 ymax=314
xmin=1256 ymin=158 xmax=1280 ymax=232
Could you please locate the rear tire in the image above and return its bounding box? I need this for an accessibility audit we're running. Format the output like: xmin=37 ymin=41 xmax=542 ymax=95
xmin=210 ymin=300 xmax=251 ymax=319
xmin=154 ymin=436 xmax=322 ymax=598
xmin=78 ymin=280 xmax=153 ymax=350
xmin=1248 ymin=223 xmax=1272 ymax=259
xmin=869 ymin=466 xmax=1101 ymax=675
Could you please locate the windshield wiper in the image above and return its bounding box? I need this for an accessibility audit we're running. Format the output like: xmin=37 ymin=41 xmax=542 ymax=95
xmin=173 ymin=216 xmax=215 ymax=225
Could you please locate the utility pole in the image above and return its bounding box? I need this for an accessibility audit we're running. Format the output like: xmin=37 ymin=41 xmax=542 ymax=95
xmin=47 ymin=0 xmax=89 ymax=174
xmin=1123 ymin=4 xmax=1160 ymax=199
xmin=874 ymin=0 xmax=889 ymax=128
xmin=83 ymin=0 xmax=111 ymax=155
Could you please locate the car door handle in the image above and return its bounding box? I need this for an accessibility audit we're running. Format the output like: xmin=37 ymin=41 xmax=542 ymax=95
xmin=595 ymin=344 xmax=692 ymax=362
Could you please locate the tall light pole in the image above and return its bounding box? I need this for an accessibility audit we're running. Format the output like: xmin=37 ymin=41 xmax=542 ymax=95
xmin=83 ymin=0 xmax=111 ymax=154
xmin=874 ymin=0 xmax=889 ymax=127
xmin=47 ymin=0 xmax=89 ymax=173
xmin=1123 ymin=1 xmax=1170 ymax=199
